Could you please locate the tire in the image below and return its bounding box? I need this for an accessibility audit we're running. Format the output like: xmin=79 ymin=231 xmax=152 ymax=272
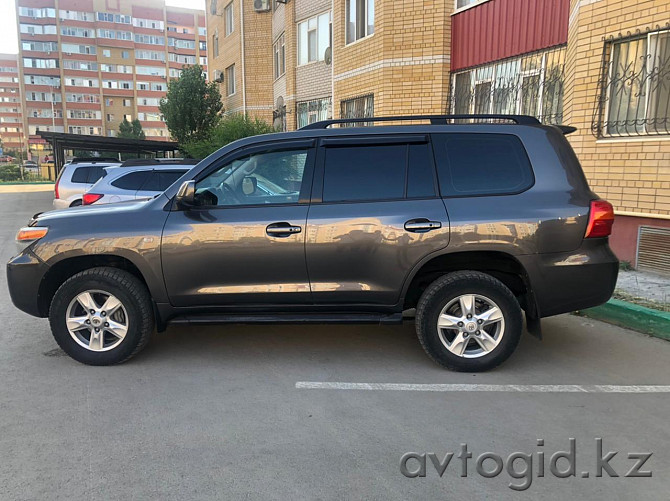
xmin=69 ymin=199 xmax=82 ymax=207
xmin=49 ymin=267 xmax=154 ymax=365
xmin=415 ymin=271 xmax=523 ymax=372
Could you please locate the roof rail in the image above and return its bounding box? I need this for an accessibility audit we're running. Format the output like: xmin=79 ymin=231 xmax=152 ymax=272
xmin=70 ymin=157 xmax=121 ymax=164
xmin=299 ymin=114 xmax=542 ymax=130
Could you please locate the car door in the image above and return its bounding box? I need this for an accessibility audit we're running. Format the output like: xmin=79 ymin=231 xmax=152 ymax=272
xmin=161 ymin=139 xmax=315 ymax=307
xmin=305 ymin=135 xmax=450 ymax=306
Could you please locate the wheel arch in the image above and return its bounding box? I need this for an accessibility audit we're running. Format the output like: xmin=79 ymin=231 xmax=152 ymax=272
xmin=401 ymin=250 xmax=539 ymax=318
xmin=37 ymin=254 xmax=150 ymax=317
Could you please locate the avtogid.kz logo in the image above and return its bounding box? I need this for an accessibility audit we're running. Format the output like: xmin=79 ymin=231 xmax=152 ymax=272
xmin=400 ymin=438 xmax=652 ymax=491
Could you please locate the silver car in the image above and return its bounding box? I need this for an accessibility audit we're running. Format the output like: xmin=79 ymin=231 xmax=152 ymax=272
xmin=83 ymin=163 xmax=192 ymax=205
xmin=53 ymin=158 xmax=122 ymax=209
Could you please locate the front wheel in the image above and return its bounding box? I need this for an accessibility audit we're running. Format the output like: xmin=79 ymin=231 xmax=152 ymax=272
xmin=415 ymin=271 xmax=523 ymax=372
xmin=49 ymin=267 xmax=154 ymax=365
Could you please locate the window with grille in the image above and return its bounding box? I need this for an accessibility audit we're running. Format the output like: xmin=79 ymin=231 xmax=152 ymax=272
xmin=593 ymin=28 xmax=670 ymax=137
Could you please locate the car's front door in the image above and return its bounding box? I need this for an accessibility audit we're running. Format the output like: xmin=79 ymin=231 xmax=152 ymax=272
xmin=161 ymin=140 xmax=315 ymax=307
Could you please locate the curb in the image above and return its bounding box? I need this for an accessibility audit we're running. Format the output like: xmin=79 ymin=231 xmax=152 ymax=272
xmin=578 ymin=299 xmax=670 ymax=340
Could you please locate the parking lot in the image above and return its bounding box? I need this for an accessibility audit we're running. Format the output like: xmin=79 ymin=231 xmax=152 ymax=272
xmin=1 ymin=191 xmax=669 ymax=500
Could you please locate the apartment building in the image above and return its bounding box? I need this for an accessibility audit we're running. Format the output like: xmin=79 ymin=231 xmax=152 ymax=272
xmin=209 ymin=0 xmax=451 ymax=131
xmin=0 ymin=53 xmax=25 ymax=153
xmin=208 ymin=0 xmax=670 ymax=274
xmin=14 ymin=0 xmax=207 ymax=158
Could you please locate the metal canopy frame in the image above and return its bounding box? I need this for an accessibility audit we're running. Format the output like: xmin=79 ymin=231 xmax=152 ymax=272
xmin=37 ymin=131 xmax=179 ymax=176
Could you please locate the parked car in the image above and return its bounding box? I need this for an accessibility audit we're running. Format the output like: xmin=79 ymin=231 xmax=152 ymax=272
xmin=52 ymin=158 xmax=122 ymax=209
xmin=82 ymin=163 xmax=193 ymax=206
xmin=8 ymin=114 xmax=618 ymax=370
xmin=22 ymin=160 xmax=39 ymax=172
xmin=0 ymin=155 xmax=16 ymax=163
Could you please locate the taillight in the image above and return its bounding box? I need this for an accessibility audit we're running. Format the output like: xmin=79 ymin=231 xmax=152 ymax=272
xmin=54 ymin=177 xmax=60 ymax=199
xmin=82 ymin=193 xmax=103 ymax=205
xmin=585 ymin=200 xmax=614 ymax=238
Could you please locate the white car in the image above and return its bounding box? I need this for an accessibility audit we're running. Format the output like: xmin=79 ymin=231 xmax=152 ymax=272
xmin=83 ymin=162 xmax=194 ymax=205
xmin=53 ymin=158 xmax=122 ymax=209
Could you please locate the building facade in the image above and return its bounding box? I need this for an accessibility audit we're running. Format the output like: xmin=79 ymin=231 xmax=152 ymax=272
xmin=13 ymin=0 xmax=206 ymax=160
xmin=208 ymin=0 xmax=669 ymax=274
xmin=0 ymin=53 xmax=25 ymax=153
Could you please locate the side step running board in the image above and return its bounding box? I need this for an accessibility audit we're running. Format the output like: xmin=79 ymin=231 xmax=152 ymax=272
xmin=168 ymin=313 xmax=404 ymax=326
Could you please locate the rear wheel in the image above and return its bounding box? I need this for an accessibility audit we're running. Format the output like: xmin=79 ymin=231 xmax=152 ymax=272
xmin=415 ymin=271 xmax=523 ymax=372
xmin=49 ymin=267 xmax=154 ymax=365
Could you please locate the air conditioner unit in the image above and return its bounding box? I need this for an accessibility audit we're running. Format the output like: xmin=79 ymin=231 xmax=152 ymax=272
xmin=253 ymin=0 xmax=271 ymax=12
xmin=214 ymin=70 xmax=223 ymax=83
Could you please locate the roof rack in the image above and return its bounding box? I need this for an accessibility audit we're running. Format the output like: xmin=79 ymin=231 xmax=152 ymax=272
xmin=119 ymin=158 xmax=201 ymax=167
xmin=299 ymin=114 xmax=542 ymax=130
xmin=69 ymin=157 xmax=121 ymax=164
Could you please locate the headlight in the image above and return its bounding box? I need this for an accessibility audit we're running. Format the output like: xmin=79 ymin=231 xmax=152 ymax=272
xmin=16 ymin=226 xmax=48 ymax=244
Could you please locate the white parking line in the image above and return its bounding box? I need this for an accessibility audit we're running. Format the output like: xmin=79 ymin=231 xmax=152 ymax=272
xmin=295 ymin=382 xmax=670 ymax=393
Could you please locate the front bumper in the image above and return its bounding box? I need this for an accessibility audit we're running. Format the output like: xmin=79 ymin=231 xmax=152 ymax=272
xmin=7 ymin=249 xmax=49 ymax=317
xmin=519 ymin=239 xmax=619 ymax=318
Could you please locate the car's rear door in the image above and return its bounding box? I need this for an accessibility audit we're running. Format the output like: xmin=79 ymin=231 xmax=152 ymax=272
xmin=305 ymin=135 xmax=450 ymax=306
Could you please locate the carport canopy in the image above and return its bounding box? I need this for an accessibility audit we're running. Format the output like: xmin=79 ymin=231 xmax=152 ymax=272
xmin=38 ymin=131 xmax=180 ymax=175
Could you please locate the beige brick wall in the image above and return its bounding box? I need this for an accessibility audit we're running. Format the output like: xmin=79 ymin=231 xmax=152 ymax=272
xmin=333 ymin=0 xmax=452 ymax=119
xmin=564 ymin=0 xmax=670 ymax=217
xmin=208 ymin=0 xmax=274 ymax=124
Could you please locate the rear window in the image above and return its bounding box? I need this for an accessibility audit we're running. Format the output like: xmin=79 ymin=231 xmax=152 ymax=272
xmin=71 ymin=166 xmax=106 ymax=184
xmin=432 ymin=133 xmax=533 ymax=196
xmin=111 ymin=171 xmax=150 ymax=190
xmin=140 ymin=170 xmax=188 ymax=192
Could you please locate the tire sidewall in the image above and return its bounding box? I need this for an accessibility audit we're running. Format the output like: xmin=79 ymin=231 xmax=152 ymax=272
xmin=49 ymin=273 xmax=149 ymax=365
xmin=418 ymin=275 xmax=522 ymax=372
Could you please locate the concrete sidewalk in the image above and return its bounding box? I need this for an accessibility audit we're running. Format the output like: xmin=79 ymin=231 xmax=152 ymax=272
xmin=615 ymin=269 xmax=670 ymax=311
xmin=0 ymin=183 xmax=54 ymax=193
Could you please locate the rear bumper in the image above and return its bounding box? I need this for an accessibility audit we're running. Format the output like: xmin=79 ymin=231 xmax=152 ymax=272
xmin=519 ymin=239 xmax=619 ymax=318
xmin=6 ymin=249 xmax=49 ymax=317
xmin=52 ymin=198 xmax=69 ymax=210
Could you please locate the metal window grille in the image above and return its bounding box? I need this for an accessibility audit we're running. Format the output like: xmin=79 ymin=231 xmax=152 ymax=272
xmin=592 ymin=25 xmax=670 ymax=137
xmin=340 ymin=94 xmax=374 ymax=127
xmin=449 ymin=46 xmax=565 ymax=125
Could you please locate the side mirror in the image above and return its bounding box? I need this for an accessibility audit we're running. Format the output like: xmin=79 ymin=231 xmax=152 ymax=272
xmin=175 ymin=180 xmax=196 ymax=208
xmin=242 ymin=176 xmax=257 ymax=195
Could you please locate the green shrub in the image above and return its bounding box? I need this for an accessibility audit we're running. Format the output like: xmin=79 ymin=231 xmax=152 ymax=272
xmin=182 ymin=113 xmax=276 ymax=158
xmin=0 ymin=164 xmax=21 ymax=182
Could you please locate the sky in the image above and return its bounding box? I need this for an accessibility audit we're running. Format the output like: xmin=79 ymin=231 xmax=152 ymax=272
xmin=0 ymin=0 xmax=206 ymax=55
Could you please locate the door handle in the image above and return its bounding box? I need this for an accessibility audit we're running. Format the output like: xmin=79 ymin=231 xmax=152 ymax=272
xmin=266 ymin=222 xmax=302 ymax=237
xmin=404 ymin=218 xmax=442 ymax=233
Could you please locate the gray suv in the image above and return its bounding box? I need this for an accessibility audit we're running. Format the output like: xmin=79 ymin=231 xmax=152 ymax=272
xmin=7 ymin=115 xmax=618 ymax=371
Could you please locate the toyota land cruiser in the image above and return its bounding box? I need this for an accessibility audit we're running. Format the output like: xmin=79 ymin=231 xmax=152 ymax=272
xmin=7 ymin=115 xmax=618 ymax=371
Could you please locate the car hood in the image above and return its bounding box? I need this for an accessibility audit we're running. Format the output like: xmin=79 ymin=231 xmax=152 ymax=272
xmin=33 ymin=198 xmax=155 ymax=224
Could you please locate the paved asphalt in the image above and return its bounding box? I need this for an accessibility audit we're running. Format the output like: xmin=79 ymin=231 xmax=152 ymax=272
xmin=1 ymin=192 xmax=669 ymax=500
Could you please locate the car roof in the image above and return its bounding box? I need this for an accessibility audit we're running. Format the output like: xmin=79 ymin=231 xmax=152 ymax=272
xmin=103 ymin=163 xmax=191 ymax=177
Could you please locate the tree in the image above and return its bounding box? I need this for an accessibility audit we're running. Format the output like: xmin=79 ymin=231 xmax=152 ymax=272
xmin=159 ymin=64 xmax=223 ymax=145
xmin=182 ymin=113 xmax=275 ymax=158
xmin=118 ymin=117 xmax=146 ymax=140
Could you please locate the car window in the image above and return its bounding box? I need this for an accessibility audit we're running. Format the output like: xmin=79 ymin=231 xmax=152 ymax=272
xmin=140 ymin=170 xmax=187 ymax=192
xmin=407 ymin=143 xmax=437 ymax=198
xmin=432 ymin=133 xmax=534 ymax=196
xmin=195 ymin=149 xmax=308 ymax=207
xmin=322 ymin=144 xmax=406 ymax=202
xmin=111 ymin=171 xmax=150 ymax=191
xmin=70 ymin=166 xmax=107 ymax=184
xmin=71 ymin=167 xmax=91 ymax=184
